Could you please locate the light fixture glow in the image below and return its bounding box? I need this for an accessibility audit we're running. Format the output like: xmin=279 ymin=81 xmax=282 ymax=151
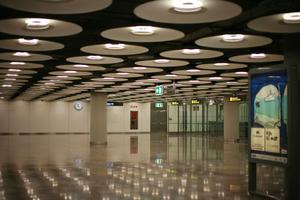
xmin=6 ymin=74 xmax=18 ymax=77
xmin=86 ymin=55 xmax=103 ymax=61
xmin=103 ymin=77 xmax=115 ymax=80
xmin=173 ymin=0 xmax=203 ymax=13
xmin=13 ymin=52 xmax=31 ymax=57
xmin=283 ymin=12 xmax=300 ymax=24
xmin=64 ymin=71 xmax=77 ymax=74
xmin=45 ymin=82 xmax=55 ymax=85
xmin=2 ymin=84 xmax=12 ymax=87
xmin=148 ymin=78 xmax=158 ymax=81
xmin=222 ymin=34 xmax=245 ymax=43
xmin=235 ymin=71 xmax=248 ymax=75
xmin=25 ymin=18 xmax=50 ymax=30
xmin=133 ymin=67 xmax=147 ymax=70
xmin=18 ymin=38 xmax=39 ymax=46
xmin=154 ymin=59 xmax=170 ymax=64
xmin=182 ymin=49 xmax=201 ymax=55
xmin=226 ymin=81 xmax=238 ymax=84
xmin=189 ymin=80 xmax=200 ymax=82
xmin=250 ymin=53 xmax=267 ymax=59
xmin=213 ymin=63 xmax=229 ymax=66
xmin=10 ymin=62 xmax=25 ymax=65
xmin=130 ymin=26 xmax=155 ymax=35
xmin=186 ymin=69 xmax=200 ymax=72
xmin=117 ymin=72 xmax=129 ymax=75
xmin=74 ymin=64 xmax=89 ymax=68
xmin=165 ymin=74 xmax=177 ymax=77
xmin=4 ymin=78 xmax=16 ymax=81
xmin=8 ymin=69 xmax=21 ymax=72
xmin=57 ymin=75 xmax=68 ymax=78
xmin=104 ymin=43 xmax=125 ymax=50
xmin=209 ymin=77 xmax=223 ymax=80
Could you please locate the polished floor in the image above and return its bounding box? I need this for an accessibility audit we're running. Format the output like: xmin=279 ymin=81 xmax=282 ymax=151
xmin=0 ymin=133 xmax=285 ymax=200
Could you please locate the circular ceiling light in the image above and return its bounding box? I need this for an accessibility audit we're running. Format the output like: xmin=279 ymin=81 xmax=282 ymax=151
xmin=104 ymin=77 xmax=115 ymax=80
xmin=64 ymin=70 xmax=77 ymax=74
xmin=222 ymin=34 xmax=245 ymax=42
xmin=209 ymin=77 xmax=223 ymax=80
xmin=2 ymin=84 xmax=12 ymax=87
xmin=283 ymin=12 xmax=300 ymax=24
xmin=6 ymin=74 xmax=18 ymax=77
xmin=154 ymin=59 xmax=170 ymax=64
xmin=57 ymin=75 xmax=68 ymax=78
xmin=18 ymin=38 xmax=39 ymax=46
xmin=235 ymin=71 xmax=248 ymax=75
xmin=13 ymin=52 xmax=31 ymax=57
xmin=4 ymin=78 xmax=16 ymax=81
xmin=130 ymin=26 xmax=155 ymax=35
xmin=182 ymin=49 xmax=201 ymax=54
xmin=213 ymin=63 xmax=229 ymax=66
xmin=10 ymin=62 xmax=25 ymax=65
xmin=8 ymin=69 xmax=22 ymax=72
xmin=86 ymin=55 xmax=103 ymax=60
xmin=104 ymin=43 xmax=125 ymax=50
xmin=133 ymin=67 xmax=147 ymax=70
xmin=189 ymin=80 xmax=200 ymax=83
xmin=165 ymin=74 xmax=177 ymax=77
xmin=25 ymin=18 xmax=50 ymax=30
xmin=250 ymin=53 xmax=267 ymax=59
xmin=173 ymin=0 xmax=203 ymax=13
xmin=186 ymin=69 xmax=200 ymax=72
xmin=117 ymin=72 xmax=129 ymax=75
xmin=74 ymin=64 xmax=89 ymax=68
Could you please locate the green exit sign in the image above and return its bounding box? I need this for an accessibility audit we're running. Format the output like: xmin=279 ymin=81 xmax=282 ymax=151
xmin=155 ymin=85 xmax=164 ymax=95
xmin=155 ymin=102 xmax=164 ymax=108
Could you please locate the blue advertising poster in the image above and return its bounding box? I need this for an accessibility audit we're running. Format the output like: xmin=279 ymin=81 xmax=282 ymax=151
xmin=250 ymin=70 xmax=288 ymax=164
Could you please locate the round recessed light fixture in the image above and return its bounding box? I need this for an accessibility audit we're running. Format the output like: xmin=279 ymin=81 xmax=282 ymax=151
xmin=117 ymin=72 xmax=129 ymax=75
xmin=18 ymin=38 xmax=39 ymax=46
xmin=104 ymin=77 xmax=115 ymax=80
xmin=133 ymin=67 xmax=147 ymax=70
xmin=166 ymin=74 xmax=177 ymax=77
xmin=182 ymin=49 xmax=201 ymax=55
xmin=173 ymin=0 xmax=203 ymax=13
xmin=209 ymin=77 xmax=223 ymax=80
xmin=64 ymin=70 xmax=77 ymax=74
xmin=56 ymin=75 xmax=68 ymax=78
xmin=4 ymin=78 xmax=16 ymax=81
xmin=74 ymin=64 xmax=89 ymax=68
xmin=25 ymin=18 xmax=50 ymax=30
xmin=222 ymin=34 xmax=245 ymax=42
xmin=2 ymin=84 xmax=12 ymax=87
xmin=8 ymin=69 xmax=22 ymax=72
xmin=235 ymin=71 xmax=248 ymax=75
xmin=130 ymin=26 xmax=155 ymax=35
xmin=10 ymin=62 xmax=25 ymax=65
xmin=6 ymin=74 xmax=18 ymax=77
xmin=189 ymin=80 xmax=200 ymax=83
xmin=154 ymin=59 xmax=170 ymax=64
xmin=104 ymin=43 xmax=125 ymax=50
xmin=86 ymin=55 xmax=103 ymax=61
xmin=250 ymin=53 xmax=267 ymax=59
xmin=213 ymin=63 xmax=229 ymax=66
xmin=283 ymin=12 xmax=300 ymax=24
xmin=186 ymin=69 xmax=200 ymax=72
xmin=13 ymin=52 xmax=31 ymax=57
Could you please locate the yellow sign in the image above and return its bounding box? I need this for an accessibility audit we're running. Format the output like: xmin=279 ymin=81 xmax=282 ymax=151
xmin=171 ymin=101 xmax=179 ymax=105
xmin=229 ymin=97 xmax=241 ymax=102
xmin=191 ymin=99 xmax=200 ymax=104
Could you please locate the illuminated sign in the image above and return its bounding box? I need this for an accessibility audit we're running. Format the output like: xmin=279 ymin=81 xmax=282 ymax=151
xmin=171 ymin=101 xmax=179 ymax=105
xmin=155 ymin=85 xmax=164 ymax=96
xmin=191 ymin=99 xmax=200 ymax=104
xmin=155 ymin=102 xmax=164 ymax=108
xmin=229 ymin=97 xmax=241 ymax=102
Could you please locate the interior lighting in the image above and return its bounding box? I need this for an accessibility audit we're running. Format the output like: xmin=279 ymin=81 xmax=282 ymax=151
xmin=182 ymin=49 xmax=201 ymax=54
xmin=130 ymin=26 xmax=155 ymax=35
xmin=13 ymin=52 xmax=31 ymax=57
xmin=283 ymin=12 xmax=300 ymax=24
xmin=173 ymin=0 xmax=203 ymax=13
xmin=250 ymin=53 xmax=267 ymax=59
xmin=25 ymin=18 xmax=50 ymax=30
xmin=104 ymin=43 xmax=125 ymax=50
xmin=222 ymin=34 xmax=245 ymax=42
xmin=18 ymin=38 xmax=39 ymax=46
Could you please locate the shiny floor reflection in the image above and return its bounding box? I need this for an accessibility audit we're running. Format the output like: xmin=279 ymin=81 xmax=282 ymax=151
xmin=0 ymin=133 xmax=284 ymax=200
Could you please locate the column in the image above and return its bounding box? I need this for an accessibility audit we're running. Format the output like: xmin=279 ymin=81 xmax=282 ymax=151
xmin=90 ymin=92 xmax=107 ymax=145
xmin=223 ymin=99 xmax=239 ymax=141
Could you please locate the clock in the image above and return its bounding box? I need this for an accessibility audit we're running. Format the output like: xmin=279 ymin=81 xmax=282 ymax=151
xmin=74 ymin=101 xmax=83 ymax=111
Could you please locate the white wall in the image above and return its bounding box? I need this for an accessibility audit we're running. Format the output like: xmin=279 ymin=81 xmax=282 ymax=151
xmin=0 ymin=100 xmax=90 ymax=133
xmin=0 ymin=100 xmax=150 ymax=133
xmin=107 ymin=102 xmax=151 ymax=133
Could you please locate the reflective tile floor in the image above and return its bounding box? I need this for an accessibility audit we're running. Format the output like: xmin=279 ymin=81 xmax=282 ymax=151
xmin=0 ymin=133 xmax=285 ymax=200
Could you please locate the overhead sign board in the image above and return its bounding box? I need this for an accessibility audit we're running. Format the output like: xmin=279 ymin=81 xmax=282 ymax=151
xmin=155 ymin=85 xmax=164 ymax=96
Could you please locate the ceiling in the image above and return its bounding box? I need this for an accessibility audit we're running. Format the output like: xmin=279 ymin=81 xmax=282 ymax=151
xmin=0 ymin=0 xmax=299 ymax=102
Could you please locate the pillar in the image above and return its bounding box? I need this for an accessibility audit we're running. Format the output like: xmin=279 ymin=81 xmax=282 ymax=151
xmin=90 ymin=92 xmax=107 ymax=145
xmin=224 ymin=99 xmax=239 ymax=141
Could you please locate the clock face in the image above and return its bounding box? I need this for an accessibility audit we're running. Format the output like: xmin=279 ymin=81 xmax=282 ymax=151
xmin=74 ymin=102 xmax=83 ymax=111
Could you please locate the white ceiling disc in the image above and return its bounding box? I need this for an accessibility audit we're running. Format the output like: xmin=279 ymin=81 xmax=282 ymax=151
xmin=101 ymin=26 xmax=184 ymax=43
xmin=221 ymin=72 xmax=248 ymax=78
xmin=0 ymin=52 xmax=52 ymax=61
xmin=0 ymin=74 xmax=31 ymax=79
xmin=66 ymin=56 xmax=123 ymax=65
xmin=0 ymin=0 xmax=112 ymax=14
xmin=195 ymin=34 xmax=272 ymax=49
xmin=102 ymin=73 xmax=144 ymax=78
xmin=171 ymin=69 xmax=215 ymax=76
xmin=248 ymin=12 xmax=300 ymax=33
xmin=0 ymin=18 xmax=82 ymax=37
xmin=49 ymin=71 xmax=92 ymax=76
xmin=135 ymin=59 xmax=189 ymax=67
xmin=81 ymin=44 xmax=149 ymax=56
xmin=177 ymin=80 xmax=211 ymax=85
xmin=91 ymin=77 xmax=128 ymax=82
xmin=151 ymin=74 xmax=191 ymax=80
xmin=0 ymin=69 xmax=37 ymax=75
xmin=0 ymin=79 xmax=28 ymax=83
xmin=0 ymin=39 xmax=64 ymax=52
xmin=116 ymin=67 xmax=163 ymax=73
xmin=0 ymin=62 xmax=43 ymax=69
xmin=134 ymin=0 xmax=242 ymax=24
xmin=160 ymin=49 xmax=223 ymax=59
xmin=56 ymin=64 xmax=106 ymax=71
xmin=229 ymin=54 xmax=284 ymax=63
xmin=197 ymin=76 xmax=234 ymax=81
xmin=43 ymin=76 xmax=82 ymax=81
xmin=196 ymin=62 xmax=247 ymax=70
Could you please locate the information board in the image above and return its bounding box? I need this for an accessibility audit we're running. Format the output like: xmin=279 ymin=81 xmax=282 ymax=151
xmin=250 ymin=70 xmax=288 ymax=164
